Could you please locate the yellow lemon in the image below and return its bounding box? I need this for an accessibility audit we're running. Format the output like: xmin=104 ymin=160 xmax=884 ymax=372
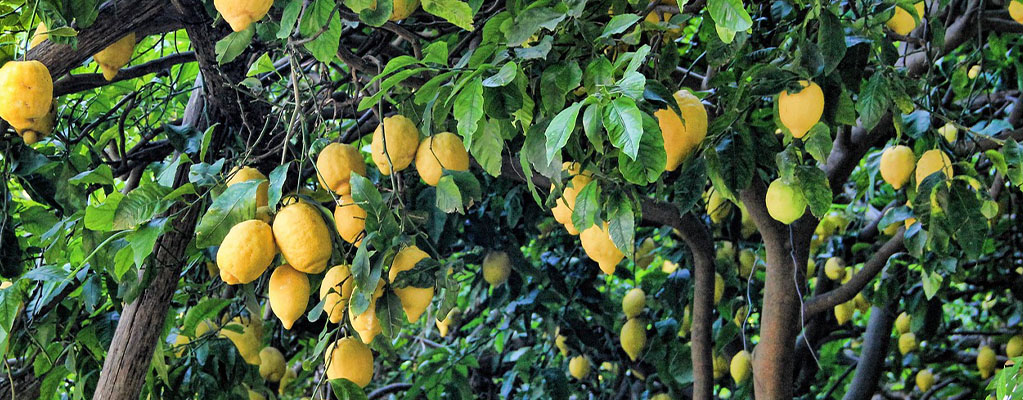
xmin=824 ymin=257 xmax=846 ymax=281
xmin=550 ymin=162 xmax=592 ymax=235
xmin=853 ymin=293 xmax=870 ymax=312
xmin=678 ymin=305 xmax=692 ymax=337
xmin=316 ymin=142 xmax=366 ymax=194
xmin=635 ymin=238 xmax=656 ymax=269
xmin=977 ymin=346 xmax=996 ymax=379
xmin=740 ymin=205 xmax=757 ymax=238
xmin=704 ymin=187 xmax=731 ymax=224
xmin=273 ymin=201 xmax=332 ymax=274
xmin=835 ymin=301 xmax=855 ymax=325
xmin=17 ymin=101 xmax=56 ymax=145
xmin=777 ymin=80 xmax=824 ymax=139
xmin=765 ymin=178 xmax=807 ymax=224
xmin=1011 ymin=0 xmax=1023 ymax=23
xmin=730 ymin=350 xmax=752 ymax=384
xmin=214 ymin=0 xmax=273 ymax=32
xmin=415 ymin=132 xmax=470 ymax=186
xmin=482 ymin=250 xmax=512 ymax=287
xmin=325 ymin=337 xmax=374 ymax=387
xmin=0 ymin=60 xmax=53 ymax=131
xmin=915 ymin=369 xmax=934 ymax=392
xmin=714 ymin=272 xmax=724 ymax=305
xmin=220 ymin=316 xmax=262 ymax=365
xmin=29 ymin=22 xmax=48 ymax=49
xmin=1006 ymin=335 xmax=1023 ymax=358
xmin=320 ymin=265 xmax=354 ymax=324
xmin=880 ymin=145 xmax=916 ymax=190
xmin=568 ymin=355 xmax=590 ymax=379
xmin=555 ymin=332 xmax=569 ymax=356
xmin=389 ymin=245 xmax=434 ymax=322
xmin=333 ymin=193 xmax=366 ymax=245
xmin=269 ymin=264 xmax=309 ymax=330
xmin=915 ymin=149 xmax=953 ymax=187
xmin=93 ymin=33 xmax=135 ymax=81
xmin=216 ymin=220 xmax=276 ymax=285
xmin=278 ymin=367 xmax=296 ymax=394
xmin=622 ymin=288 xmax=646 ymax=318
xmin=938 ymin=122 xmax=958 ymax=143
xmin=226 ymin=166 xmax=269 ymax=208
xmin=371 ymin=115 xmax=420 ymax=175
xmin=898 ymin=332 xmax=917 ymax=355
xmin=712 ymin=353 xmax=728 ymax=379
xmin=655 ymin=89 xmax=708 ymax=171
xmin=895 ymin=312 xmax=912 ymax=334
xmin=886 ymin=2 xmax=925 ymax=36
xmin=620 ymin=318 xmax=647 ymax=361
xmin=435 ymin=307 xmax=460 ymax=337
xmin=738 ymin=249 xmax=755 ymax=278
xmin=258 ymin=347 xmax=286 ymax=382
xmin=580 ymin=222 xmax=624 ymax=275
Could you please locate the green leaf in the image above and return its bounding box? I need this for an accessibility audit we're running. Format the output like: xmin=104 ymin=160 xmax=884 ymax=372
xmin=803 ymin=123 xmax=832 ymax=164
xmin=182 ymin=298 xmax=231 ymax=337
xmin=277 ymin=0 xmax=303 ymax=38
xmin=505 ymin=7 xmax=564 ymax=46
xmin=267 ymin=162 xmax=290 ymax=209
xmin=524 ymin=121 xmax=561 ymax=181
xmin=422 ymin=0 xmax=474 ymax=31
xmin=377 ymin=291 xmax=405 ymax=340
xmin=194 ymin=180 xmax=260 ymax=248
xmin=357 ymin=67 xmax=430 ymax=111
xmin=470 ymin=119 xmax=505 ymax=177
xmin=706 ymin=131 xmax=754 ymax=200
xmin=84 ymin=191 xmax=124 ymax=232
xmin=215 ymin=26 xmax=254 ymax=64
xmin=616 ymin=71 xmax=646 ymax=100
xmin=300 ymin=0 xmax=344 ymax=62
xmin=357 ymin=0 xmax=391 ymax=26
xmin=794 ymin=165 xmax=832 ymax=218
xmin=707 ymin=0 xmax=752 ymax=42
xmin=350 ymin=173 xmax=384 ymax=213
xmin=603 ymin=96 xmax=644 ymax=160
xmin=817 ymin=9 xmax=846 ymax=74
xmin=857 ymin=73 xmax=890 ymax=132
xmin=0 ymin=286 xmax=22 ymax=362
xmin=607 ymin=195 xmax=636 ymax=259
xmin=582 ymin=103 xmax=604 ymax=151
xmin=69 ymin=165 xmax=113 ymax=186
xmin=618 ymin=112 xmax=666 ymax=184
xmin=128 ymin=219 xmax=167 ymax=269
xmin=330 ymin=378 xmax=370 ymax=400
xmin=514 ymin=36 xmax=553 ymax=59
xmin=571 ymin=181 xmax=600 ymax=232
xmin=1001 ymin=139 xmax=1023 ymax=186
xmin=483 ymin=62 xmax=518 ymax=87
xmin=583 ymin=57 xmax=614 ymax=92
xmin=600 ymin=14 xmax=641 ymax=39
xmin=544 ymin=102 xmax=583 ymax=163
xmin=392 ymin=258 xmax=441 ymax=289
xmin=454 ymin=78 xmax=485 ymax=140
xmin=540 ymin=62 xmax=582 ymax=113
xmin=113 ymin=184 xmax=174 ymax=231
xmin=921 ymin=270 xmax=943 ymax=300
xmin=435 ymin=175 xmax=463 ymax=213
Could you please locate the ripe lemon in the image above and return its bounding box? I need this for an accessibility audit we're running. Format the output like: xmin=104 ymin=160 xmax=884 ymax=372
xmin=93 ymin=33 xmax=135 ymax=81
xmin=740 ymin=205 xmax=757 ymax=238
xmin=435 ymin=307 xmax=460 ymax=337
xmin=886 ymin=2 xmax=925 ymax=36
xmin=895 ymin=312 xmax=912 ymax=334
xmin=220 ymin=316 xmax=262 ymax=365
xmin=765 ymin=178 xmax=807 ymax=224
xmin=350 ymin=292 xmax=383 ymax=344
xmin=415 ymin=132 xmax=470 ymax=186
xmin=227 ymin=166 xmax=269 ymax=208
xmin=712 ymin=353 xmax=728 ymax=379
xmin=730 ymin=350 xmax=752 ymax=384
xmin=320 ymin=265 xmax=354 ymax=324
xmin=17 ymin=102 xmax=56 ymax=145
xmin=555 ymin=331 xmax=569 ymax=356
xmin=0 ymin=60 xmax=53 ymax=131
xmin=738 ymin=249 xmax=755 ymax=278
xmin=550 ymin=162 xmax=592 ymax=235
xmin=655 ymin=90 xmax=708 ymax=171
xmin=704 ymin=188 xmax=731 ymax=224
xmin=258 ymin=347 xmax=286 ymax=382
xmin=938 ymin=122 xmax=958 ymax=143
xmin=853 ymin=293 xmax=870 ymax=312
xmin=713 ymin=272 xmax=724 ymax=305
xmin=389 ymin=245 xmax=434 ymax=322
xmin=371 ymin=115 xmax=420 ymax=175
xmin=29 ymin=22 xmax=48 ymax=48
xmin=824 ymin=257 xmax=846 ymax=281
xmin=635 ymin=238 xmax=656 ymax=269
xmin=620 ymin=318 xmax=647 ymax=361
xmin=214 ymin=0 xmax=273 ymax=31
xmin=325 ymin=337 xmax=374 ymax=387
xmin=1007 ymin=335 xmax=1023 ymax=358
xmin=482 ymin=250 xmax=512 ymax=287
xmin=333 ymin=193 xmax=366 ymax=245
xmin=269 ymin=264 xmax=309 ymax=330
xmin=278 ymin=367 xmax=296 ymax=394
xmin=834 ymin=301 xmax=854 ymax=325
xmin=217 ymin=220 xmax=276 ymax=285
xmin=915 ymin=149 xmax=953 ymax=187
xmin=568 ymin=355 xmax=590 ymax=379
xmin=273 ymin=201 xmax=332 ymax=274
xmin=678 ymin=305 xmax=692 ymax=337
xmin=316 ymin=143 xmax=366 ymax=194
xmin=898 ymin=332 xmax=917 ymax=355
xmin=977 ymin=345 xmax=996 ymax=378
xmin=807 ymin=259 xmax=816 ymax=278
xmin=777 ymin=80 xmax=824 ymax=139
xmin=580 ymin=222 xmax=624 ymax=275
xmin=1011 ymin=0 xmax=1023 ymax=23
xmin=880 ymin=145 xmax=916 ymax=190
xmin=622 ymin=288 xmax=646 ymax=318
xmin=915 ymin=369 xmax=934 ymax=392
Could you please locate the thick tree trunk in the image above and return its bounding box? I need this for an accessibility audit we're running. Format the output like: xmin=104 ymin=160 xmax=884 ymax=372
xmin=841 ymin=306 xmax=896 ymax=400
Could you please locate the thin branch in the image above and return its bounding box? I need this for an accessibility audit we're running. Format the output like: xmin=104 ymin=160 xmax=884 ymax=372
xmin=54 ymin=52 xmax=196 ymax=96
xmin=804 ymin=230 xmax=906 ymax=317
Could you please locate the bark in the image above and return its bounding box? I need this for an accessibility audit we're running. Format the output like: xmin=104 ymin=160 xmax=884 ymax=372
xmin=841 ymin=307 xmax=897 ymax=399
xmin=803 ymin=231 xmax=905 ymax=317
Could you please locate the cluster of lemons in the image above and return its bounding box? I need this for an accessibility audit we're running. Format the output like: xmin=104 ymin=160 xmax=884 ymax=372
xmin=214 ymin=0 xmax=420 ymax=33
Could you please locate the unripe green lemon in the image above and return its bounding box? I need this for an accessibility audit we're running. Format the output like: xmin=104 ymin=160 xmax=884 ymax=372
xmin=765 ymin=178 xmax=807 ymax=224
xmin=730 ymin=350 xmax=752 ymax=384
xmin=482 ymin=251 xmax=512 ymax=287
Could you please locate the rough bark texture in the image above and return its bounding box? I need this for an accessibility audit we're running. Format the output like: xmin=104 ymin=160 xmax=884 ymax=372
xmin=841 ymin=306 xmax=897 ymax=400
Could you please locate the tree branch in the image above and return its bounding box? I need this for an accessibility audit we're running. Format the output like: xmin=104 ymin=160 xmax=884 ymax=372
xmin=804 ymin=229 xmax=905 ymax=317
xmin=53 ymin=52 xmax=196 ymax=96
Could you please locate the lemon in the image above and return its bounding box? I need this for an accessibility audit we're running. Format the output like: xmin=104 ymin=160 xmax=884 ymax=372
xmin=415 ymin=132 xmax=470 ymax=186
xmin=214 ymin=0 xmax=273 ymax=31
xmin=915 ymin=149 xmax=953 ymax=187
xmin=93 ymin=33 xmax=135 ymax=81
xmin=730 ymin=350 xmax=752 ymax=384
xmin=316 ymin=143 xmax=366 ymax=194
xmin=704 ymin=188 xmax=731 ymax=224
xmin=371 ymin=115 xmax=420 ymax=175
xmin=333 ymin=193 xmax=366 ymax=245
xmin=765 ymin=178 xmax=807 ymax=224
xmin=17 ymin=101 xmax=56 ymax=145
xmin=29 ymin=22 xmax=48 ymax=48
xmin=938 ymin=122 xmax=958 ymax=143
xmin=171 ymin=333 xmax=189 ymax=357
xmin=195 ymin=319 xmax=216 ymax=338
xmin=435 ymin=307 xmax=460 ymax=337
xmin=580 ymin=222 xmax=625 ymax=275
xmin=226 ymin=166 xmax=269 ymax=208
xmin=622 ymin=288 xmax=645 ymax=318
xmin=568 ymin=355 xmax=590 ymax=379
xmin=555 ymin=332 xmax=569 ymax=356
xmin=712 ymin=353 xmax=728 ymax=379
xmin=886 ymin=2 xmax=925 ymax=36
xmin=834 ymin=301 xmax=854 ymax=325
xmin=635 ymin=238 xmax=656 ymax=269
xmin=713 ymin=272 xmax=724 ymax=305
xmin=550 ymin=162 xmax=592 ymax=235
xmin=1011 ymin=0 xmax=1023 ymax=23
xmin=269 ymin=264 xmax=309 ymax=330
xmin=898 ymin=332 xmax=917 ymax=355
xmin=977 ymin=345 xmax=996 ymax=379
xmin=853 ymin=293 xmax=870 ymax=312
xmin=807 ymin=259 xmax=816 ymax=277
xmin=738 ymin=249 xmax=755 ymax=278
xmin=0 ymin=60 xmax=53 ymax=131
xmin=880 ymin=145 xmax=916 ymax=190
xmin=894 ymin=312 xmax=912 ymax=334
xmin=716 ymin=241 xmax=736 ymax=261
xmin=350 ymin=297 xmax=382 ymax=344
xmin=678 ymin=305 xmax=691 ymax=337
xmin=824 ymin=257 xmax=845 ymax=281
xmin=915 ymin=369 xmax=934 ymax=392
xmin=273 ymin=201 xmax=332 ymax=274
xmin=655 ymin=90 xmax=708 ymax=171
xmin=662 ymin=259 xmax=679 ymax=274
xmin=650 ymin=394 xmax=672 ymax=400
xmin=482 ymin=250 xmax=512 ymax=287
xmin=278 ymin=367 xmax=296 ymax=394
xmin=320 ymin=265 xmax=354 ymax=324
xmin=620 ymin=318 xmax=647 ymax=361
xmin=220 ymin=316 xmax=262 ymax=365
xmin=734 ymin=305 xmax=748 ymax=326
xmin=740 ymin=205 xmax=758 ymax=238
xmin=968 ymin=65 xmax=981 ymax=79
xmin=325 ymin=337 xmax=374 ymax=387
xmin=1007 ymin=335 xmax=1023 ymax=358
xmin=217 ymin=220 xmax=276 ymax=285
xmin=389 ymin=245 xmax=434 ymax=322
xmin=777 ymin=80 xmax=824 ymax=139
xmin=258 ymin=347 xmax=286 ymax=382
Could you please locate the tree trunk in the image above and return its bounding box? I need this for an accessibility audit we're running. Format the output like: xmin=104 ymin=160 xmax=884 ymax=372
xmin=841 ymin=306 xmax=896 ymax=400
